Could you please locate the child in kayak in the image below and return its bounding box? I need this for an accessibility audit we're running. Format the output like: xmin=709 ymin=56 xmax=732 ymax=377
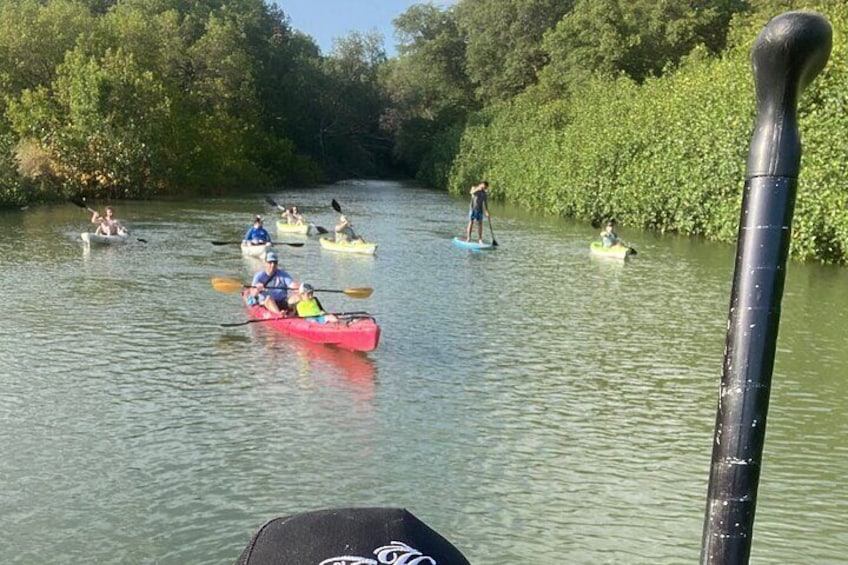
xmin=600 ymin=219 xmax=621 ymax=248
xmin=295 ymin=283 xmax=338 ymax=323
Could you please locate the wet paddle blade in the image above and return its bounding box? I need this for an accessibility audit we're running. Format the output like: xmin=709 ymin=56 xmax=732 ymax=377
xmin=331 ymin=199 xmax=342 ymax=213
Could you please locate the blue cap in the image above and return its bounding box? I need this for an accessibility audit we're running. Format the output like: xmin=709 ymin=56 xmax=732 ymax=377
xmin=265 ymin=251 xmax=279 ymax=262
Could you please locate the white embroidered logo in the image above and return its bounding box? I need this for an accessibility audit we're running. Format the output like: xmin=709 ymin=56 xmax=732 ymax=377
xmin=319 ymin=541 xmax=437 ymax=565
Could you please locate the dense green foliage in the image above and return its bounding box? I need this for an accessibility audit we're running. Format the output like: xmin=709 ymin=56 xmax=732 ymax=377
xmin=2 ymin=0 xmax=847 ymax=263
xmin=0 ymin=0 xmax=389 ymax=203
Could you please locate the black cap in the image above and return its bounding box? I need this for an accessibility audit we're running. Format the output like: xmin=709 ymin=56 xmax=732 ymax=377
xmin=236 ymin=507 xmax=470 ymax=564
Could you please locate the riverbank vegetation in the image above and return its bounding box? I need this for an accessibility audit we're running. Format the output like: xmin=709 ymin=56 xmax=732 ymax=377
xmin=2 ymin=1 xmax=847 ymax=262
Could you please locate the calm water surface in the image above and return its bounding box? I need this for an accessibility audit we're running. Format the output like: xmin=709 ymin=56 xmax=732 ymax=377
xmin=1 ymin=180 xmax=846 ymax=564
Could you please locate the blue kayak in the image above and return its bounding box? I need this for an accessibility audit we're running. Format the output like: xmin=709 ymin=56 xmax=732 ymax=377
xmin=452 ymin=237 xmax=496 ymax=251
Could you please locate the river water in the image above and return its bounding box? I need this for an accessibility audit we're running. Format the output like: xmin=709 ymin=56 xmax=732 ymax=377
xmin=1 ymin=180 xmax=845 ymax=564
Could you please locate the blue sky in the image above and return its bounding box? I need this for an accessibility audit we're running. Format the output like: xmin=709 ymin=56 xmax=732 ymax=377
xmin=276 ymin=0 xmax=455 ymax=56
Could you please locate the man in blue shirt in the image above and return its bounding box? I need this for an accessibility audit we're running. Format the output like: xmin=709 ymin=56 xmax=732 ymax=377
xmin=245 ymin=251 xmax=298 ymax=314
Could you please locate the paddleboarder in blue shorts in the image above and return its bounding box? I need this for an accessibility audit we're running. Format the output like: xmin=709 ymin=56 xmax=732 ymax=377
xmin=465 ymin=181 xmax=490 ymax=243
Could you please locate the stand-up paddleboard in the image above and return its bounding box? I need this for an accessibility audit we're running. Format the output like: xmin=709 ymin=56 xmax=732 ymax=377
xmin=452 ymin=237 xmax=496 ymax=251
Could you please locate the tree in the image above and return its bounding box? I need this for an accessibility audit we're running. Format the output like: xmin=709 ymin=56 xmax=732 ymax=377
xmin=541 ymin=0 xmax=749 ymax=96
xmin=385 ymin=3 xmax=475 ymax=173
xmin=455 ymin=0 xmax=575 ymax=103
xmin=315 ymin=31 xmax=392 ymax=178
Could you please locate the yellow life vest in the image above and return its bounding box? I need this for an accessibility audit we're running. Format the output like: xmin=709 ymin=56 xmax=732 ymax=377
xmin=297 ymin=297 xmax=323 ymax=318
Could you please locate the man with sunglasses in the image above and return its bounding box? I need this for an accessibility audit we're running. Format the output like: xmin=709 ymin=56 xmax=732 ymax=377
xmin=244 ymin=251 xmax=299 ymax=315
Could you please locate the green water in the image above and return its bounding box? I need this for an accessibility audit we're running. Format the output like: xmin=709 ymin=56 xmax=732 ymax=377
xmin=0 ymin=180 xmax=845 ymax=563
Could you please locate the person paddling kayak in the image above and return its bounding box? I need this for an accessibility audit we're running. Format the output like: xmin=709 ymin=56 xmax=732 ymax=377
xmin=243 ymin=251 xmax=299 ymax=315
xmin=243 ymin=215 xmax=271 ymax=245
xmin=600 ymin=219 xmax=621 ymax=247
xmin=334 ymin=215 xmax=363 ymax=243
xmin=91 ymin=206 xmax=128 ymax=236
xmin=281 ymin=206 xmax=306 ymax=225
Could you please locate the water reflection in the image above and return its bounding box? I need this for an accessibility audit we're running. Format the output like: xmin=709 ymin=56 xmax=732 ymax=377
xmin=246 ymin=324 xmax=376 ymax=401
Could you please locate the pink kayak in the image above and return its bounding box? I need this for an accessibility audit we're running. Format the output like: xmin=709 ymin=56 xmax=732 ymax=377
xmin=245 ymin=306 xmax=381 ymax=352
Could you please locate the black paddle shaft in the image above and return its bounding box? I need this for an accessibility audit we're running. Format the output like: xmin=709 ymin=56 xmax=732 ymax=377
xmin=700 ymin=11 xmax=831 ymax=565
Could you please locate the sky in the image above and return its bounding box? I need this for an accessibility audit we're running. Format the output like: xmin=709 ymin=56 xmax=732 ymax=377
xmin=276 ymin=0 xmax=455 ymax=56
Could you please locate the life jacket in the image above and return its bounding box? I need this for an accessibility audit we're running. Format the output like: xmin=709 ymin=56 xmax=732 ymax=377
xmin=297 ymin=297 xmax=323 ymax=318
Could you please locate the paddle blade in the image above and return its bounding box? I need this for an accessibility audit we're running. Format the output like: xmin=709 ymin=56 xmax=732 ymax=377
xmin=69 ymin=197 xmax=96 ymax=213
xmin=210 ymin=240 xmax=241 ymax=245
xmin=315 ymin=225 xmax=329 ymax=234
xmin=265 ymin=196 xmax=281 ymax=209
xmin=211 ymin=277 xmax=246 ymax=293
xmin=343 ymin=287 xmax=373 ymax=298
xmin=331 ymin=199 xmax=342 ymax=213
xmin=312 ymin=287 xmax=373 ymax=298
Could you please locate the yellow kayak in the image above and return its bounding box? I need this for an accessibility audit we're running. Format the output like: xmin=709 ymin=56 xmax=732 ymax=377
xmin=275 ymin=220 xmax=314 ymax=235
xmin=319 ymin=237 xmax=377 ymax=255
xmin=589 ymin=241 xmax=634 ymax=259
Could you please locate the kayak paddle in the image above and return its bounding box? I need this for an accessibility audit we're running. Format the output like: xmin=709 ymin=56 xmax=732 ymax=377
xmin=211 ymin=240 xmax=304 ymax=247
xmin=700 ymin=12 xmax=830 ymax=562
xmin=620 ymin=240 xmax=638 ymax=255
xmin=211 ymin=277 xmax=373 ymax=298
xmin=265 ymin=196 xmax=329 ymax=234
xmin=69 ymin=196 xmax=98 ymax=215
xmin=487 ymin=215 xmax=498 ymax=247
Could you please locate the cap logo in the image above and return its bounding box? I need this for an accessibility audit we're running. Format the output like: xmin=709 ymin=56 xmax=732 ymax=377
xmin=320 ymin=541 xmax=436 ymax=565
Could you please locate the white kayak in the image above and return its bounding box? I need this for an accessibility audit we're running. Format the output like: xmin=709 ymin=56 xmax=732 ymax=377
xmin=241 ymin=241 xmax=273 ymax=257
xmin=81 ymin=232 xmax=130 ymax=246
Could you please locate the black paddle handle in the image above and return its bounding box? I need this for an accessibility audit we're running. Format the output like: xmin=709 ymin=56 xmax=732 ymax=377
xmin=701 ymin=11 xmax=831 ymax=565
